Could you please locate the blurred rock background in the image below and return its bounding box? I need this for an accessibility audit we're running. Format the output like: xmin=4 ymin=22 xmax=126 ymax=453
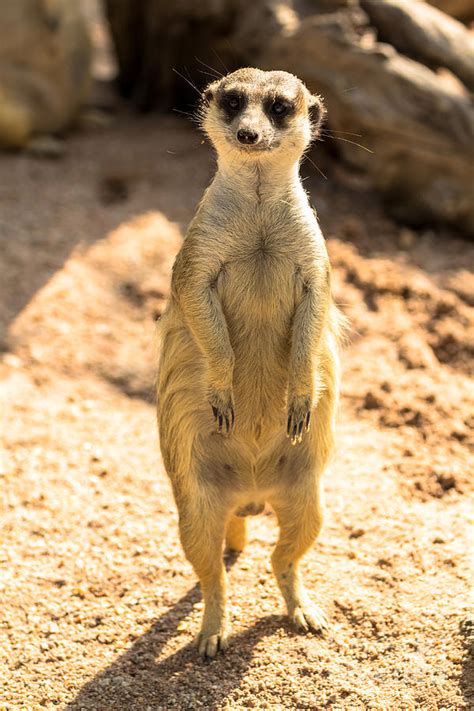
xmin=1 ymin=0 xmax=472 ymax=233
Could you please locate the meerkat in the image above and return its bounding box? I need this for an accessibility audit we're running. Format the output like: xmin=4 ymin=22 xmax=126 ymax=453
xmin=157 ymin=67 xmax=342 ymax=658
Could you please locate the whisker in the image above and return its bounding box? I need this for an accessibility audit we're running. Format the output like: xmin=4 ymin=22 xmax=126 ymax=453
xmin=321 ymin=129 xmax=363 ymax=138
xmin=325 ymin=135 xmax=373 ymax=154
xmin=323 ymin=124 xmax=449 ymax=152
xmin=171 ymin=67 xmax=201 ymax=96
xmin=172 ymin=108 xmax=200 ymax=126
xmin=173 ymin=108 xmax=194 ymax=118
xmin=184 ymin=65 xmax=203 ymax=95
xmin=212 ymin=48 xmax=229 ymax=74
xmin=358 ymin=125 xmax=450 ymax=153
xmin=194 ymin=57 xmax=223 ymax=79
xmin=302 ymin=153 xmax=328 ymax=180
xmin=196 ymin=68 xmax=221 ymax=80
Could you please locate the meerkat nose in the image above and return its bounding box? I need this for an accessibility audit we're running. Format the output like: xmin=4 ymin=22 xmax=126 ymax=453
xmin=237 ymin=128 xmax=259 ymax=145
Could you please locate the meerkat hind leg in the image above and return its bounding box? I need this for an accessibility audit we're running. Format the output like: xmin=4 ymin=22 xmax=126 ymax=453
xmin=177 ymin=492 xmax=230 ymax=658
xmin=270 ymin=480 xmax=328 ymax=633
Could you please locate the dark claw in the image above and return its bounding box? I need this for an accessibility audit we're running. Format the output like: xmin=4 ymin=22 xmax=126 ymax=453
xmin=292 ymin=423 xmax=298 ymax=442
xmin=287 ymin=414 xmax=292 ymax=436
xmin=305 ymin=411 xmax=311 ymax=432
xmin=298 ymin=420 xmax=303 ymax=437
xmin=211 ymin=405 xmax=235 ymax=434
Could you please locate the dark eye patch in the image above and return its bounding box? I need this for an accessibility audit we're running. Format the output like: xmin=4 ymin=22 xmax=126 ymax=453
xmin=218 ymin=91 xmax=246 ymax=122
xmin=264 ymin=96 xmax=294 ymax=124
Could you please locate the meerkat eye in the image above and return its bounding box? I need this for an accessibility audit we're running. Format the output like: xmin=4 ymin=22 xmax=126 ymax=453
xmin=226 ymin=95 xmax=240 ymax=111
xmin=271 ymin=100 xmax=288 ymax=116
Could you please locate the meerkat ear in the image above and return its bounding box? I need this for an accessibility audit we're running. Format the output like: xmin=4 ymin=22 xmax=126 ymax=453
xmin=308 ymin=93 xmax=326 ymax=131
xmin=202 ymin=80 xmax=220 ymax=105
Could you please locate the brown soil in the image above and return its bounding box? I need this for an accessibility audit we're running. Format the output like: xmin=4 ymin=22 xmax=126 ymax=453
xmin=1 ymin=113 xmax=473 ymax=710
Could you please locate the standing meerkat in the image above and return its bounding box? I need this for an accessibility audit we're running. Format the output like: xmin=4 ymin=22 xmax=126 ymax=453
xmin=157 ymin=67 xmax=342 ymax=658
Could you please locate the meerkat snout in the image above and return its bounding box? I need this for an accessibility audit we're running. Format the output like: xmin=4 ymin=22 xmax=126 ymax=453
xmin=236 ymin=127 xmax=259 ymax=145
xmin=201 ymin=67 xmax=325 ymax=161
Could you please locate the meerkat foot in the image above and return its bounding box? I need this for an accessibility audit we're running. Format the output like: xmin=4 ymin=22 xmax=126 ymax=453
xmin=197 ymin=623 xmax=230 ymax=659
xmin=290 ymin=603 xmax=328 ymax=634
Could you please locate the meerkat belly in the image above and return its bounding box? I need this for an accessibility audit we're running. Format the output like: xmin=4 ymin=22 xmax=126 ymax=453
xmin=218 ymin=248 xmax=296 ymax=433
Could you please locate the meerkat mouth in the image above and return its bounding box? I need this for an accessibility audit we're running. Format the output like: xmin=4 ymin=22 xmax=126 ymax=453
xmin=233 ymin=140 xmax=279 ymax=154
xmin=236 ymin=144 xmax=270 ymax=152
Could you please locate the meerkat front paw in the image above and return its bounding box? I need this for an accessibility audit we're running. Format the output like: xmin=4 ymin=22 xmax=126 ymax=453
xmin=208 ymin=386 xmax=235 ymax=434
xmin=287 ymin=395 xmax=311 ymax=445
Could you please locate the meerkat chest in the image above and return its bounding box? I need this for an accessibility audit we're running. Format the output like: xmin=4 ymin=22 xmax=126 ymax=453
xmin=227 ymin=205 xmax=305 ymax=264
xmin=216 ymin=210 xmax=309 ymax=319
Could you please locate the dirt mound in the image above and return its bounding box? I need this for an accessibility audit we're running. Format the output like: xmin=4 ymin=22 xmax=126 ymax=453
xmin=329 ymin=238 xmax=473 ymax=500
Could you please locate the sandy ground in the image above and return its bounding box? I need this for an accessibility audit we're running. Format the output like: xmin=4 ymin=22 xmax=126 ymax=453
xmin=0 ymin=112 xmax=473 ymax=710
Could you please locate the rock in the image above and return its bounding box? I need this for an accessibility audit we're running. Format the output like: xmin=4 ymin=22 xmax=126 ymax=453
xmin=435 ymin=471 xmax=456 ymax=490
xmin=260 ymin=9 xmax=474 ymax=235
xmin=426 ymin=0 xmax=474 ymax=23
xmin=349 ymin=527 xmax=365 ymax=538
xmin=0 ymin=0 xmax=91 ymax=149
xmin=363 ymin=391 xmax=382 ymax=409
xmin=104 ymin=0 xmax=474 ymax=235
xmin=361 ymin=0 xmax=474 ymax=90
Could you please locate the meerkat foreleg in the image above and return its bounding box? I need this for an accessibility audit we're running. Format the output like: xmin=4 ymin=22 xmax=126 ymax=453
xmin=287 ymin=268 xmax=330 ymax=445
xmin=172 ymin=247 xmax=235 ymax=432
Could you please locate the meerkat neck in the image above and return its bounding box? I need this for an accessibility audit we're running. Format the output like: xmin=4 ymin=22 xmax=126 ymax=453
xmin=214 ymin=157 xmax=302 ymax=202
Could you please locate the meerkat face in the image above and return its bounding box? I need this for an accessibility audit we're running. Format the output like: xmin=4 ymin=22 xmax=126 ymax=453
xmin=201 ymin=68 xmax=325 ymax=164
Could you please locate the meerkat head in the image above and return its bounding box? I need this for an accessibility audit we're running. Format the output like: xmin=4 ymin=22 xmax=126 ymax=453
xmin=200 ymin=68 xmax=325 ymax=166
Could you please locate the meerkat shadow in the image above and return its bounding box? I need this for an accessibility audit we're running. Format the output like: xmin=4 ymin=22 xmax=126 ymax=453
xmin=64 ymin=554 xmax=291 ymax=709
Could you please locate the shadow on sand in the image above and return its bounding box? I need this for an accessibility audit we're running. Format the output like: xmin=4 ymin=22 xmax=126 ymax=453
xmin=65 ymin=555 xmax=290 ymax=710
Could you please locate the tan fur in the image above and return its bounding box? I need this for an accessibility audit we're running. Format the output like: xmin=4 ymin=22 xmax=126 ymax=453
xmin=157 ymin=68 xmax=342 ymax=657
xmin=0 ymin=0 xmax=90 ymax=148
